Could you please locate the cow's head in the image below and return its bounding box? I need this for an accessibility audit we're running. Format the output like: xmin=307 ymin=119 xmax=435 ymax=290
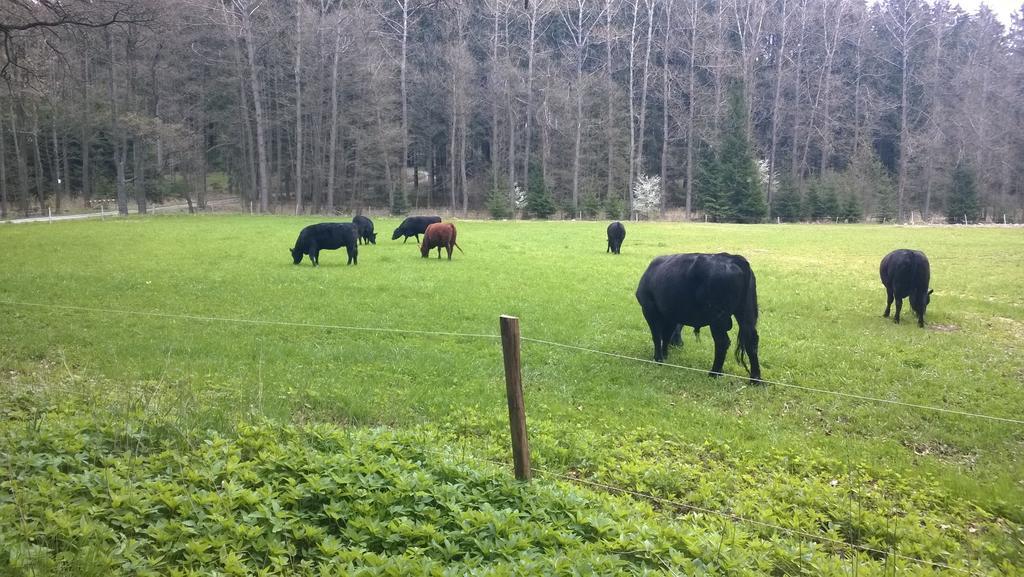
xmin=911 ymin=288 xmax=934 ymax=326
xmin=392 ymin=228 xmax=403 ymax=240
xmin=420 ymin=242 xmax=429 ymax=258
xmin=290 ymin=247 xmax=303 ymax=264
xmin=369 ymin=232 xmax=378 ymax=245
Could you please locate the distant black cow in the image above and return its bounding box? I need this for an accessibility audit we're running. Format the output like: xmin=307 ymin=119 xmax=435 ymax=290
xmin=880 ymin=249 xmax=932 ymax=327
xmin=636 ymin=253 xmax=761 ymax=381
xmin=392 ymin=216 xmax=442 ymax=243
xmin=352 ymin=215 xmax=377 ymax=245
xmin=420 ymin=222 xmax=464 ymax=260
xmin=607 ymin=221 xmax=626 ymax=254
xmin=291 ymin=223 xmax=358 ymax=266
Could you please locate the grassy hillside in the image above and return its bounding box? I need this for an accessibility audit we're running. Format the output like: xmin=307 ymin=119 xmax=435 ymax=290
xmin=1 ymin=216 xmax=1022 ymax=574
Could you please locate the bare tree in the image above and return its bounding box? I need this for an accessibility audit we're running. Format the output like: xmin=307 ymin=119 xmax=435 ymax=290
xmin=560 ymin=0 xmax=606 ymax=212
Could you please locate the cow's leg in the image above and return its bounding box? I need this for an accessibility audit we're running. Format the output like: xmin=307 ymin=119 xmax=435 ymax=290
xmin=641 ymin=308 xmax=666 ymax=363
xmin=309 ymin=242 xmax=319 ymax=266
xmin=738 ymin=319 xmax=761 ymax=382
xmin=708 ymin=318 xmax=732 ymax=377
xmin=893 ymin=297 xmax=903 ymax=324
xmin=669 ymin=324 xmax=683 ymax=346
xmin=658 ymin=324 xmax=676 ymax=360
xmin=446 ymin=244 xmax=453 ymax=260
xmin=403 ymin=236 xmax=409 ymax=244
xmin=416 ymin=234 xmax=421 ymax=243
xmin=347 ymin=245 xmax=357 ymax=265
xmin=883 ymin=286 xmax=894 ymax=317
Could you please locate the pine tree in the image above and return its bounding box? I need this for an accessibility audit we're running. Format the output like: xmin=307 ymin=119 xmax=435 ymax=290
xmin=841 ymin=194 xmax=862 ymax=222
xmin=390 ymin=186 xmax=407 ymax=215
xmin=486 ymin=185 xmax=511 ymax=219
xmin=581 ymin=192 xmax=602 ymax=219
xmin=946 ymin=161 xmax=980 ymax=223
xmin=696 ymin=145 xmax=728 ymax=221
xmin=526 ymin=164 xmax=555 ymax=219
xmin=773 ymin=185 xmax=803 ymax=222
xmin=720 ymin=84 xmax=766 ymax=223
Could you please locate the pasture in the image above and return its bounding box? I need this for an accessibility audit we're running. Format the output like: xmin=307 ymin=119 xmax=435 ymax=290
xmin=1 ymin=215 xmax=1022 ymax=575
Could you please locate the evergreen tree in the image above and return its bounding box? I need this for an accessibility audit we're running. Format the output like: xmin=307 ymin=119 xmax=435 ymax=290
xmin=803 ymin=185 xmax=820 ymax=221
xmin=486 ymin=185 xmax=511 ymax=219
xmin=390 ymin=187 xmax=407 ymax=215
xmin=773 ymin=185 xmax=803 ymax=222
xmin=526 ymin=164 xmax=555 ymax=219
xmin=720 ymin=85 xmax=766 ymax=223
xmin=604 ymin=195 xmax=625 ymax=220
xmin=581 ymin=192 xmax=602 ymax=219
xmin=696 ymin=145 xmax=728 ymax=221
xmin=841 ymin=194 xmax=862 ymax=222
xmin=946 ymin=161 xmax=980 ymax=223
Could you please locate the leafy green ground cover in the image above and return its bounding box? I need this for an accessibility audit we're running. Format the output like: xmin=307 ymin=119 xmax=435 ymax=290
xmin=1 ymin=216 xmax=1022 ymax=574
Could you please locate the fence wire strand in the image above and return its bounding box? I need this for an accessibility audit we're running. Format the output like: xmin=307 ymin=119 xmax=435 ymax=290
xmin=520 ymin=336 xmax=1024 ymax=425
xmin=411 ymin=443 xmax=982 ymax=577
xmin=4 ymin=301 xmax=1019 ymax=426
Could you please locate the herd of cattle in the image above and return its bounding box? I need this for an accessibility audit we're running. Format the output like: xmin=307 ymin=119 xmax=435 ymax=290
xmin=290 ymin=217 xmax=934 ymax=382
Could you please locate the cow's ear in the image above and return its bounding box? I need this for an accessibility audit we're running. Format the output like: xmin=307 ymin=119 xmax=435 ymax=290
xmin=928 ymin=289 xmax=934 ymax=295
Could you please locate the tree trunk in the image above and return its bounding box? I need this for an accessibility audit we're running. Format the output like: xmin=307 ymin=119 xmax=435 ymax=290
xmin=767 ymin=0 xmax=788 ymax=219
xmin=326 ymin=27 xmax=342 ymax=214
xmin=294 ymin=0 xmax=304 ymax=214
xmin=450 ymin=89 xmax=458 ymax=210
xmin=684 ymin=0 xmax=696 ymax=219
xmin=460 ymin=99 xmax=468 ymax=213
xmin=31 ymin=108 xmax=46 ymax=210
xmin=398 ymin=0 xmax=411 ymax=211
xmin=627 ymin=0 xmax=639 ymax=209
xmin=605 ymin=0 xmax=615 ymax=205
xmin=491 ymin=0 xmax=502 ymax=196
xmin=0 ymin=110 xmax=7 ymax=218
xmin=9 ymin=97 xmax=30 ymax=216
xmin=660 ymin=0 xmax=672 ymax=216
xmin=897 ymin=34 xmax=910 ymax=222
xmin=106 ymin=32 xmax=129 ymax=215
xmin=50 ymin=122 xmax=62 ymax=212
xmin=242 ymin=9 xmax=271 ymax=213
xmin=81 ymin=53 xmax=92 ymax=202
xmin=523 ymin=1 xmax=540 ymax=189
xmin=635 ymin=0 xmax=655 ymax=193
xmin=135 ymin=140 xmax=147 ymax=214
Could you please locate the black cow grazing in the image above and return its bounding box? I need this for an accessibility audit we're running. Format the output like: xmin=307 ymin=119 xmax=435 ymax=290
xmin=880 ymin=249 xmax=932 ymax=327
xmin=607 ymin=221 xmax=626 ymax=254
xmin=420 ymin=222 xmax=464 ymax=260
xmin=392 ymin=215 xmax=442 ymax=243
xmin=352 ymin=215 xmax=377 ymax=245
xmin=290 ymin=223 xmax=358 ymax=266
xmin=636 ymin=253 xmax=761 ymax=381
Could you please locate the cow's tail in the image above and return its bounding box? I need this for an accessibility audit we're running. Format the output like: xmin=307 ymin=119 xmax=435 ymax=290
xmin=454 ymin=242 xmax=465 ymax=254
xmin=734 ymin=259 xmax=759 ymax=375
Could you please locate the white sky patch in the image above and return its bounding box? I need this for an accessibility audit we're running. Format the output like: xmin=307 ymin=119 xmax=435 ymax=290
xmin=952 ymin=0 xmax=1020 ymax=26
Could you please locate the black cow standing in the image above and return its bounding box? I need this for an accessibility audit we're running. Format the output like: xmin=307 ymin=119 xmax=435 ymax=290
xmin=636 ymin=253 xmax=761 ymax=381
xmin=392 ymin=216 xmax=442 ymax=243
xmin=352 ymin=215 xmax=377 ymax=245
xmin=291 ymin=223 xmax=359 ymax=266
xmin=880 ymin=249 xmax=932 ymax=327
xmin=607 ymin=221 xmax=626 ymax=254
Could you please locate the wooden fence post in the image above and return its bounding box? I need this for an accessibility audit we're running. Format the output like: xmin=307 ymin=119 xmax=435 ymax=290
xmin=500 ymin=315 xmax=531 ymax=481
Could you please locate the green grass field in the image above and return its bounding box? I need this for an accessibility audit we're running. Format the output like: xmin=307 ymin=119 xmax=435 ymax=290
xmin=1 ymin=215 xmax=1022 ymax=575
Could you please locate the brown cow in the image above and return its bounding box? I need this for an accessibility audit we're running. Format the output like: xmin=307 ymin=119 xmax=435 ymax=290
xmin=420 ymin=222 xmax=464 ymax=260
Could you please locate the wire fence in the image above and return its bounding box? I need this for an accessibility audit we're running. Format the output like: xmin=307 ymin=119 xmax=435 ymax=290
xmin=0 ymin=298 xmax=1017 ymax=575
xmin=2 ymin=299 xmax=1020 ymax=426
